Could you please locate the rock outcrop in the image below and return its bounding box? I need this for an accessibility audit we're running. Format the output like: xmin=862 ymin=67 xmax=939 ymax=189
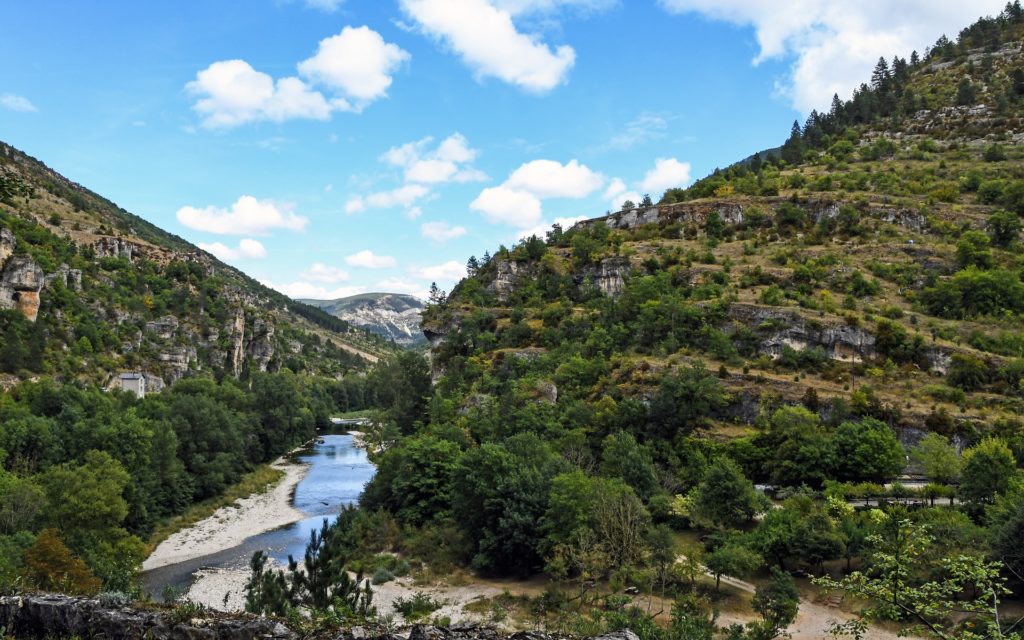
xmin=0 ymin=594 xmax=639 ymax=640
xmin=726 ymin=303 xmax=876 ymax=363
xmin=573 ymin=257 xmax=630 ymax=297
xmin=93 ymin=236 xmax=144 ymax=261
xmin=246 ymin=317 xmax=275 ymax=372
xmin=487 ymin=259 xmax=535 ymax=302
xmin=575 ymin=197 xmax=928 ymax=235
xmin=0 ymin=254 xmax=45 ymax=321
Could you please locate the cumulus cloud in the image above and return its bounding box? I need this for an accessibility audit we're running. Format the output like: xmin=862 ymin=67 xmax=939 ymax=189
xmin=471 ymin=185 xmax=543 ymax=227
xmin=300 ymin=263 xmax=350 ymax=283
xmin=187 ymin=60 xmax=338 ymax=128
xmin=0 ymin=93 xmax=37 ymax=113
xmin=345 ymin=184 xmax=430 ymax=214
xmin=657 ymin=0 xmax=1006 ymax=113
xmin=381 ymin=133 xmax=487 ymax=185
xmin=412 ymin=260 xmax=468 ymax=281
xmin=603 ymin=179 xmax=643 ymax=211
xmin=506 ymin=159 xmax=604 ymax=199
xmin=639 ymin=157 xmax=691 ymax=194
xmin=298 ymin=26 xmax=410 ymax=103
xmin=177 ymin=196 xmax=308 ymax=236
xmin=264 ymin=279 xmax=365 ymax=300
xmin=400 ymin=0 xmax=576 ymax=93
xmin=421 ymin=221 xmax=468 ymax=242
xmin=376 ymin=277 xmax=430 ymax=299
xmin=199 ymin=239 xmax=267 ymax=261
xmin=187 ymin=26 xmax=407 ymax=128
xmin=471 ymin=158 xmax=602 ymax=227
xmin=345 ymin=250 xmax=397 ymax=269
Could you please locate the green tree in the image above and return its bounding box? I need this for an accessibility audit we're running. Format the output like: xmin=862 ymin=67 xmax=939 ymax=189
xmin=689 ymin=457 xmax=769 ymax=529
xmin=960 ymin=438 xmax=1019 ymax=507
xmin=955 ymin=231 xmax=993 ymax=269
xmin=647 ymin=363 xmax=728 ymax=439
xmin=909 ymin=433 xmax=961 ymax=485
xmin=705 ymin=542 xmax=762 ymax=591
xmin=816 ymin=510 xmax=1018 ymax=640
xmin=749 ymin=568 xmax=800 ymax=639
xmin=600 ymin=432 xmax=658 ymax=501
xmin=987 ymin=210 xmax=1021 ymax=247
xmin=831 ymin=418 xmax=904 ymax=484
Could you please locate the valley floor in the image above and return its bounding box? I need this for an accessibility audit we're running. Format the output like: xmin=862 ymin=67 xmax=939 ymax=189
xmin=142 ymin=456 xmax=311 ymax=571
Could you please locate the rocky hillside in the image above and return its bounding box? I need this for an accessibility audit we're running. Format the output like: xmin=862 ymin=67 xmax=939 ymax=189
xmin=302 ymin=292 xmax=426 ymax=348
xmin=422 ymin=7 xmax=1024 ymax=449
xmin=0 ymin=142 xmax=398 ymax=389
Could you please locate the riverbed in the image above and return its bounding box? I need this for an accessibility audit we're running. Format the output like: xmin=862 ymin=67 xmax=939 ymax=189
xmin=142 ymin=433 xmax=375 ymax=602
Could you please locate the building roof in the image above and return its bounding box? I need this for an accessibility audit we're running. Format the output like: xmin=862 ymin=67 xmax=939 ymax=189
xmin=119 ymin=372 xmax=144 ymax=380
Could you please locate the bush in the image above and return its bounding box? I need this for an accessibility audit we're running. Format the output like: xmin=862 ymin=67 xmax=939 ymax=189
xmin=393 ymin=592 xmax=443 ymax=621
xmin=371 ymin=568 xmax=394 ymax=585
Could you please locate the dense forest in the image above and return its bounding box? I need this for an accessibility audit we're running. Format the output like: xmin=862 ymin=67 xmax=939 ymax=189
xmin=310 ymin=6 xmax=1024 ymax=639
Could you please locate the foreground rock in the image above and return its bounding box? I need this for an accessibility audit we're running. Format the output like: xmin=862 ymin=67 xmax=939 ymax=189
xmin=0 ymin=594 xmax=640 ymax=640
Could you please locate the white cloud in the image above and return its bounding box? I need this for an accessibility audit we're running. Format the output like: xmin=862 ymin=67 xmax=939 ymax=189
xmin=421 ymin=221 xmax=468 ymax=242
xmin=177 ymin=195 xmax=308 ymax=236
xmin=264 ymin=279 xmax=365 ymax=300
xmin=300 ymin=263 xmax=350 ymax=283
xmin=381 ymin=133 xmax=487 ymax=185
xmin=506 ymin=159 xmax=604 ymax=199
xmin=639 ymin=157 xmax=691 ymax=194
xmin=376 ymin=277 xmax=430 ymax=299
xmin=400 ymin=0 xmax=576 ymax=93
xmin=345 ymin=184 xmax=430 ymax=214
xmin=603 ymin=176 xmax=643 ymax=210
xmin=516 ymin=215 xmax=588 ymax=241
xmin=298 ymin=26 xmax=410 ymax=104
xmin=186 ymin=60 xmax=339 ymax=128
xmin=187 ymin=26 xmax=407 ymax=128
xmin=406 ymin=206 xmax=424 ymax=219
xmin=0 ymin=93 xmax=37 ymax=113
xmin=199 ymin=238 xmax=267 ymax=260
xmin=346 ymin=250 xmax=397 ymax=269
xmin=472 ymin=158 xmax=602 ymax=227
xmin=657 ymin=0 xmax=1006 ymax=113
xmin=471 ymin=185 xmax=543 ymax=227
xmin=412 ymin=261 xmax=468 ymax=281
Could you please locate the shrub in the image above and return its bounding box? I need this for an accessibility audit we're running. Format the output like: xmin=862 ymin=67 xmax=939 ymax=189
xmin=371 ymin=568 xmax=394 ymax=585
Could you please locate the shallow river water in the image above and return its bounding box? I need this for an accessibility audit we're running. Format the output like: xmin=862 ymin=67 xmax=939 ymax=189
xmin=142 ymin=433 xmax=376 ymax=600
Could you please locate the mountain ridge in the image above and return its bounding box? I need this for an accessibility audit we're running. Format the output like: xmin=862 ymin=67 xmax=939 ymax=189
xmin=300 ymin=292 xmax=426 ymax=348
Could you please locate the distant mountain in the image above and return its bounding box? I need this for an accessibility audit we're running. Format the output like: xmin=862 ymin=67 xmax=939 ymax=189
xmin=301 ymin=293 xmax=426 ymax=347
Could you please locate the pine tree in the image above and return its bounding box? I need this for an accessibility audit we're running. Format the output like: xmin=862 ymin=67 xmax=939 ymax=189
xmin=780 ymin=120 xmax=804 ymax=165
xmin=871 ymin=56 xmax=890 ymax=90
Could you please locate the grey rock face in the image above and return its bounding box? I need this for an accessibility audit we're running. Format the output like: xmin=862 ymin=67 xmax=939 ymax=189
xmin=487 ymin=259 xmax=533 ymax=302
xmin=93 ymin=236 xmax=143 ymax=261
xmin=574 ymin=257 xmax=630 ymax=297
xmin=0 ymin=254 xmax=45 ymax=321
xmin=145 ymin=316 xmax=180 ymax=340
xmin=247 ymin=317 xmax=275 ymax=372
xmin=727 ymin=304 xmax=876 ymax=363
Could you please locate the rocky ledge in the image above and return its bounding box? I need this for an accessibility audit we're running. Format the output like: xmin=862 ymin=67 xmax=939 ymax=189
xmin=0 ymin=594 xmax=640 ymax=640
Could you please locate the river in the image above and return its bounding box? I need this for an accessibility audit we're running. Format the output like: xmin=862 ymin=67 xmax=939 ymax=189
xmin=142 ymin=433 xmax=376 ymax=600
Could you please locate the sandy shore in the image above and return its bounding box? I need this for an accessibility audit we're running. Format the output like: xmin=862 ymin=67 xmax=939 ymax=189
xmin=142 ymin=458 xmax=311 ymax=571
xmin=187 ymin=567 xmax=502 ymax=622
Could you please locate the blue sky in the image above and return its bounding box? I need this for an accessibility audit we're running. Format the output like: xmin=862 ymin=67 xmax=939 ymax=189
xmin=0 ymin=0 xmax=1004 ymax=299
